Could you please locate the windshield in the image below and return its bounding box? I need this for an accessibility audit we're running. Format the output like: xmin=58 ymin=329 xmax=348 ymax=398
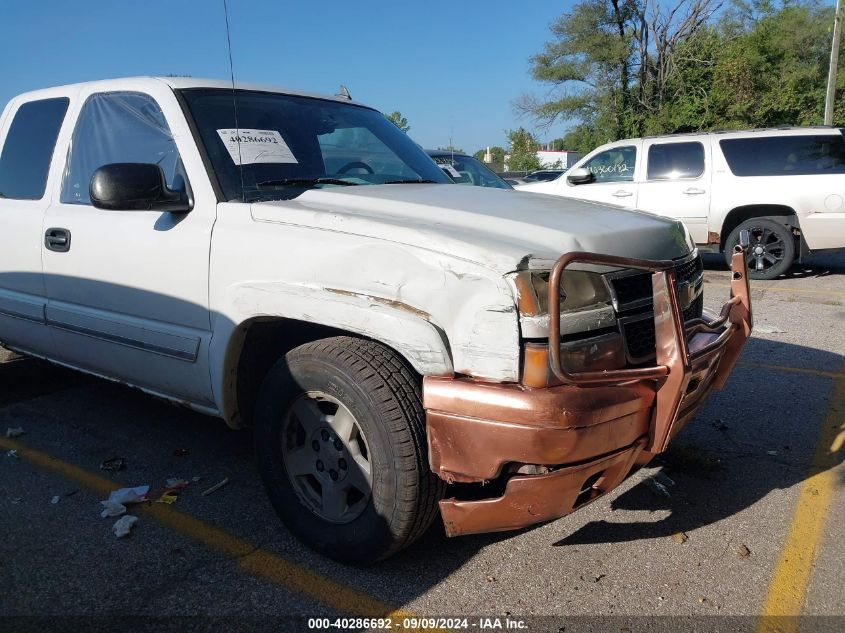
xmin=429 ymin=154 xmax=511 ymax=189
xmin=179 ymin=89 xmax=449 ymax=201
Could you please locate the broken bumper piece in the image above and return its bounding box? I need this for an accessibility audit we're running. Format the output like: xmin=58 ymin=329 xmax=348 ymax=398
xmin=424 ymin=246 xmax=752 ymax=537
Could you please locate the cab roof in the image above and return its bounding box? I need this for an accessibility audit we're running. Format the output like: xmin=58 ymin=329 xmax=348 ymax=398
xmin=8 ymin=76 xmax=362 ymax=107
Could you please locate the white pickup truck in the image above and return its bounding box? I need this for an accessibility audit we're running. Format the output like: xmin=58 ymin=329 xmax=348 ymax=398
xmin=0 ymin=77 xmax=752 ymax=563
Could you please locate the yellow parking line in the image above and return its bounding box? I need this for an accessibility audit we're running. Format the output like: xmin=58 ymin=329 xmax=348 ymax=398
xmin=738 ymin=361 xmax=845 ymax=380
xmin=756 ymin=364 xmax=845 ymax=633
xmin=707 ymin=282 xmax=845 ymax=299
xmin=0 ymin=436 xmax=405 ymax=618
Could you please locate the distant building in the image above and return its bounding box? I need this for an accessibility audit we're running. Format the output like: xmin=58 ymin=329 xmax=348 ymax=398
xmin=535 ymin=150 xmax=579 ymax=169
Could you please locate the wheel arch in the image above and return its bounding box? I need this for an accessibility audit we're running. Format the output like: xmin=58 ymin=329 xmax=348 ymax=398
xmin=719 ymin=204 xmax=800 ymax=252
xmin=211 ymin=305 xmax=454 ymax=429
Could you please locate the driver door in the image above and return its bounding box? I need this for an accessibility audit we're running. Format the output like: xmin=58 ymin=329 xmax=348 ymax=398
xmin=41 ymin=86 xmax=218 ymax=406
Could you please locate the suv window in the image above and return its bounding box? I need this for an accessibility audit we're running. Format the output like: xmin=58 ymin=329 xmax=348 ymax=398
xmin=720 ymin=134 xmax=845 ymax=177
xmin=582 ymin=146 xmax=636 ymax=183
xmin=0 ymin=98 xmax=69 ymax=200
xmin=61 ymin=92 xmax=185 ymax=205
xmin=647 ymin=142 xmax=704 ymax=180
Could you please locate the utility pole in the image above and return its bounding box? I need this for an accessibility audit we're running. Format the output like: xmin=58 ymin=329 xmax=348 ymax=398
xmin=824 ymin=0 xmax=843 ymax=125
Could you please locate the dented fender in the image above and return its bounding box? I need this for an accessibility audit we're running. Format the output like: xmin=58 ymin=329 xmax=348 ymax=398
xmin=207 ymin=203 xmax=523 ymax=425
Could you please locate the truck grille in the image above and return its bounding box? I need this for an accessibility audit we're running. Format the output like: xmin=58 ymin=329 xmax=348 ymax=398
xmin=609 ymin=254 xmax=704 ymax=364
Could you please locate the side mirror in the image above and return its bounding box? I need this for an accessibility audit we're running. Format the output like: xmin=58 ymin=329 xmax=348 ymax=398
xmin=566 ymin=167 xmax=595 ymax=185
xmin=90 ymin=163 xmax=192 ymax=213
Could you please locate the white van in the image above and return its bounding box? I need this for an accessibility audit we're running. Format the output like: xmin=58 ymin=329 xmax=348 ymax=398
xmin=515 ymin=128 xmax=845 ymax=279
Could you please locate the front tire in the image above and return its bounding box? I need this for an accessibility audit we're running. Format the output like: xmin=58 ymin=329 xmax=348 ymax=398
xmin=253 ymin=336 xmax=444 ymax=564
xmin=725 ymin=218 xmax=795 ymax=280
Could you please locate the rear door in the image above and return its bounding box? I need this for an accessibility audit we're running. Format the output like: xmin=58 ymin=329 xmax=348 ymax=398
xmin=0 ymin=96 xmax=70 ymax=356
xmin=555 ymin=142 xmax=641 ymax=207
xmin=41 ymin=83 xmax=218 ymax=407
xmin=636 ymin=138 xmax=711 ymax=244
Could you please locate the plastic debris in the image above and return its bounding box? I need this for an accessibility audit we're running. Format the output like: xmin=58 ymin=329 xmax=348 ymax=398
xmin=173 ymin=448 xmax=189 ymax=457
xmin=767 ymin=450 xmax=779 ymax=456
xmin=100 ymin=500 xmax=127 ymax=518
xmin=191 ymin=476 xmax=202 ymax=483
xmin=112 ymin=515 xmax=138 ymax=538
xmin=654 ymin=471 xmax=675 ymax=487
xmin=5 ymin=427 xmax=25 ymax=438
xmin=51 ymin=495 xmax=60 ymax=505
xmin=105 ymin=485 xmax=149 ymax=505
xmin=156 ymin=492 xmax=179 ymax=505
xmin=100 ymin=457 xmax=126 ymax=472
xmin=648 ymin=478 xmax=672 ymax=497
xmin=737 ymin=544 xmax=751 ymax=558
xmin=201 ymin=477 xmax=229 ymax=496
xmin=6 ymin=449 xmax=18 ymax=459
xmin=671 ymin=531 xmax=689 ymax=544
xmin=165 ymin=478 xmax=189 ymax=490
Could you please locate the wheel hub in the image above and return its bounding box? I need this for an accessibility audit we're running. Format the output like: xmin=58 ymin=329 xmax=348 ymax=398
xmin=280 ymin=391 xmax=373 ymax=524
xmin=309 ymin=427 xmax=350 ymax=483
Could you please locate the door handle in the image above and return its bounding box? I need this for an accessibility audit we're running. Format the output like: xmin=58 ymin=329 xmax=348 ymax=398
xmin=45 ymin=228 xmax=71 ymax=253
xmin=683 ymin=187 xmax=706 ymax=195
xmin=612 ymin=190 xmax=633 ymax=198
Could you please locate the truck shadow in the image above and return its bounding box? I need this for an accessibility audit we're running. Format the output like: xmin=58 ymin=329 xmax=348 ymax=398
xmin=702 ymin=251 xmax=845 ymax=278
xmin=549 ymin=335 xmax=843 ymax=548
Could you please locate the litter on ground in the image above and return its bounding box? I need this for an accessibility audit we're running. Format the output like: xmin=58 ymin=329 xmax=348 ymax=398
xmin=100 ymin=500 xmax=127 ymax=518
xmin=104 ymin=485 xmax=149 ymax=506
xmin=5 ymin=427 xmax=25 ymax=438
xmin=201 ymin=478 xmax=229 ymax=496
xmin=100 ymin=457 xmax=127 ymax=472
xmin=112 ymin=515 xmax=138 ymax=538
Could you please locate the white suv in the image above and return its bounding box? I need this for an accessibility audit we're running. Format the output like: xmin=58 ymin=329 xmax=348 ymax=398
xmin=515 ymin=128 xmax=845 ymax=279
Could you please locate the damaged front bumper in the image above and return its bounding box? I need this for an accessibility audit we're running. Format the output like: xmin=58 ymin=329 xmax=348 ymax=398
xmin=424 ymin=245 xmax=752 ymax=537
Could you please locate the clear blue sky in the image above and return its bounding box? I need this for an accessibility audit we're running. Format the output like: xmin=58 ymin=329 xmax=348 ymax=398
xmin=0 ymin=0 xmax=574 ymax=154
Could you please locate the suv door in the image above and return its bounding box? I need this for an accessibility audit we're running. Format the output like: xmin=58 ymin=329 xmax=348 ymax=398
xmin=0 ymin=97 xmax=69 ymax=356
xmin=41 ymin=88 xmax=217 ymax=407
xmin=559 ymin=143 xmax=640 ymax=207
xmin=637 ymin=138 xmax=711 ymax=244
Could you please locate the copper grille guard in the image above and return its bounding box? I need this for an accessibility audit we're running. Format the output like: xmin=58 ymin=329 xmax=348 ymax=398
xmin=547 ymin=246 xmax=752 ymax=453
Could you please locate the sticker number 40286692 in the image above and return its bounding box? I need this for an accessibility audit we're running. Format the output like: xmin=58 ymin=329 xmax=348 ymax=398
xmin=215 ymin=128 xmax=299 ymax=165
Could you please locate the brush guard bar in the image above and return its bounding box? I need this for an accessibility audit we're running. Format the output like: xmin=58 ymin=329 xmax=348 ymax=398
xmin=547 ymin=239 xmax=752 ymax=453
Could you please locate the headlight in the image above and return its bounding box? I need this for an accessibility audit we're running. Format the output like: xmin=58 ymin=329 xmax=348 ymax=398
xmin=514 ymin=270 xmax=612 ymax=316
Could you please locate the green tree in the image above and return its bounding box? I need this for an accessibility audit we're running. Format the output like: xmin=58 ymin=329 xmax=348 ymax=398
xmin=506 ymin=128 xmax=542 ymax=171
xmin=521 ymin=0 xmax=844 ymax=148
xmin=386 ymin=111 xmax=410 ymax=133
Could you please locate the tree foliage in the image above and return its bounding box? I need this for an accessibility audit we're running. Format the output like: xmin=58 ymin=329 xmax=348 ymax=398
xmin=520 ymin=0 xmax=844 ymax=153
xmin=473 ymin=146 xmax=507 ymax=164
xmin=386 ymin=111 xmax=410 ymax=133
xmin=506 ymin=128 xmax=543 ymax=171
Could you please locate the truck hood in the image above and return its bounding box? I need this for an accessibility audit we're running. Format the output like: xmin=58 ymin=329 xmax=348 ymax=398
xmin=251 ymin=184 xmax=692 ymax=273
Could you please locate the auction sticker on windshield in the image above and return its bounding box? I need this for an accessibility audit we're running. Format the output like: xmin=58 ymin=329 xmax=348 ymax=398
xmin=216 ymin=128 xmax=299 ymax=165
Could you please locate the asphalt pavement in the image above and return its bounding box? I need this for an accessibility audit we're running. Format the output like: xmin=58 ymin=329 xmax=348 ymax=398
xmin=1 ymin=251 xmax=844 ymax=633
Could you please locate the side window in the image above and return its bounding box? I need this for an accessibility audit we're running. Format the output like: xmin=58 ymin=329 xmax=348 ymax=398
xmin=581 ymin=146 xmax=636 ymax=183
xmin=61 ymin=92 xmax=185 ymax=205
xmin=647 ymin=142 xmax=704 ymax=180
xmin=0 ymin=98 xmax=69 ymax=200
xmin=720 ymin=135 xmax=845 ymax=177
